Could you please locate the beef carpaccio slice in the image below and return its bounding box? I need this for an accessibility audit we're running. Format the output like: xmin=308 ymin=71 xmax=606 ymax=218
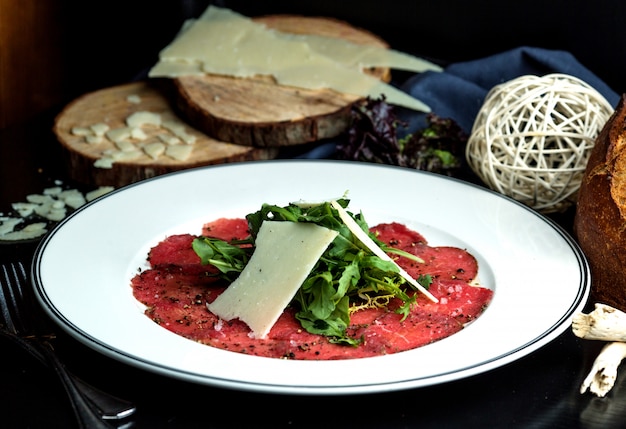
xmin=131 ymin=218 xmax=493 ymax=360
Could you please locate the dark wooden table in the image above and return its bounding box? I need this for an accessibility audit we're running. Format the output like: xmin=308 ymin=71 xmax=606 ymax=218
xmin=0 ymin=109 xmax=624 ymax=429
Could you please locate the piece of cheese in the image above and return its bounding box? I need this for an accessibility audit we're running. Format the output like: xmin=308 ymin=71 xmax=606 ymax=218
xmin=85 ymin=135 xmax=103 ymax=144
xmin=114 ymin=139 xmax=135 ymax=152
xmin=285 ymin=32 xmax=443 ymax=73
xmin=149 ymin=6 xmax=434 ymax=112
xmin=165 ymin=144 xmax=193 ymax=161
xmin=90 ymin=122 xmax=109 ymax=136
xmin=85 ymin=186 xmax=114 ymax=201
xmin=330 ymin=200 xmax=438 ymax=303
xmin=94 ymin=157 xmax=114 ymax=169
xmin=126 ymin=111 xmax=162 ymax=128
xmin=126 ymin=94 xmax=142 ymax=104
xmin=162 ymin=120 xmax=196 ymax=144
xmin=207 ymin=220 xmax=339 ymax=339
xmin=106 ymin=127 xmax=132 ymax=144
xmin=143 ymin=141 xmax=167 ymax=160
xmin=157 ymin=133 xmax=182 ymax=145
xmin=0 ymin=217 xmax=23 ymax=235
xmin=71 ymin=126 xmax=92 ymax=136
xmin=58 ymin=189 xmax=87 ymax=209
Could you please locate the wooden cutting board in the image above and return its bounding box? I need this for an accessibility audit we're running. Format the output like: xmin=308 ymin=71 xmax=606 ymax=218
xmin=173 ymin=15 xmax=391 ymax=147
xmin=53 ymin=81 xmax=278 ymax=188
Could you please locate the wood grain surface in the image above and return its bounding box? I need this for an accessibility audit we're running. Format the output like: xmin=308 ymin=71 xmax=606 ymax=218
xmin=53 ymin=81 xmax=278 ymax=187
xmin=174 ymin=15 xmax=391 ymax=147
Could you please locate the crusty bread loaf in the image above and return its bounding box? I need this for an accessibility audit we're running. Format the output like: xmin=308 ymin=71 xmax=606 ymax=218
xmin=574 ymin=94 xmax=626 ymax=309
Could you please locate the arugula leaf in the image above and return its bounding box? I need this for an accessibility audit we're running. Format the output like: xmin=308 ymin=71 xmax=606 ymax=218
xmin=191 ymin=237 xmax=252 ymax=282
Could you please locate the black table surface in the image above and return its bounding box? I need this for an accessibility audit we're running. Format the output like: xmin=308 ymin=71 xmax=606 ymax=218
xmin=0 ymin=113 xmax=623 ymax=429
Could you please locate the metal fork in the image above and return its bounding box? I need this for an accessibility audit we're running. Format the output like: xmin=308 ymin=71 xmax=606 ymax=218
xmin=0 ymin=262 xmax=136 ymax=428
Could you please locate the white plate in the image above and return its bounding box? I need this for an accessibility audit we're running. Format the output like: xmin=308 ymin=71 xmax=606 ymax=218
xmin=32 ymin=160 xmax=590 ymax=395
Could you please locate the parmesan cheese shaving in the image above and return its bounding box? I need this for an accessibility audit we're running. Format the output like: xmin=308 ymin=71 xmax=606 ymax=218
xmin=90 ymin=122 xmax=109 ymax=136
xmin=330 ymin=200 xmax=438 ymax=303
xmin=149 ymin=6 xmax=435 ymax=112
xmin=0 ymin=185 xmax=114 ymax=241
xmin=126 ymin=111 xmax=162 ymax=128
xmin=165 ymin=144 xmax=193 ymax=161
xmin=77 ymin=107 xmax=198 ymax=167
xmin=143 ymin=142 xmax=167 ymax=160
xmin=207 ymin=221 xmax=339 ymax=339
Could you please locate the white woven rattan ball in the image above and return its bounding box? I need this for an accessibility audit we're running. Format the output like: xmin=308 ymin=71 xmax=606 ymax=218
xmin=466 ymin=73 xmax=614 ymax=213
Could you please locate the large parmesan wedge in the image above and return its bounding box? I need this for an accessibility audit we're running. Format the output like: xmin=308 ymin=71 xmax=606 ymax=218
xmin=207 ymin=221 xmax=338 ymax=339
xmin=149 ymin=6 xmax=433 ymax=112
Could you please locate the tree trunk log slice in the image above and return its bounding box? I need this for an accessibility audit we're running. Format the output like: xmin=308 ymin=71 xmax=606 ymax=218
xmin=173 ymin=15 xmax=391 ymax=147
xmin=53 ymin=81 xmax=278 ymax=188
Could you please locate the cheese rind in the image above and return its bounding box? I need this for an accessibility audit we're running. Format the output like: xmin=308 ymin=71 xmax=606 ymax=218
xmin=207 ymin=221 xmax=338 ymax=339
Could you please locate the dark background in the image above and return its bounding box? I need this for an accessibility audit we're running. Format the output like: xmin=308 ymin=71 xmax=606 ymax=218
xmin=1 ymin=0 xmax=624 ymax=129
xmin=3 ymin=0 xmax=623 ymax=213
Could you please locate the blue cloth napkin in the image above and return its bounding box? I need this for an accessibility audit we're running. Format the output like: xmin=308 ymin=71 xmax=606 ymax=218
xmin=295 ymin=46 xmax=620 ymax=159
xmin=400 ymin=46 xmax=620 ymax=134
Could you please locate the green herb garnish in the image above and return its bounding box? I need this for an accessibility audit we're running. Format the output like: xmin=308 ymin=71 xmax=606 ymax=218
xmin=193 ymin=199 xmax=432 ymax=345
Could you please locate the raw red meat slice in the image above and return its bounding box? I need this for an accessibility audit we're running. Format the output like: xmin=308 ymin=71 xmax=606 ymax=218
xmin=202 ymin=217 xmax=249 ymax=241
xmin=132 ymin=218 xmax=493 ymax=360
xmin=371 ymin=222 xmax=479 ymax=283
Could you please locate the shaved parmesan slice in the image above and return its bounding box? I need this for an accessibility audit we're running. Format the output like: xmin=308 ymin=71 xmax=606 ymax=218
xmin=111 ymin=149 xmax=143 ymax=161
xmin=130 ymin=127 xmax=148 ymax=140
xmin=43 ymin=187 xmax=62 ymax=196
xmin=26 ymin=194 xmax=54 ymax=205
xmin=126 ymin=111 xmax=162 ymax=128
xmin=1 ymin=185 xmax=115 ymax=241
xmin=86 ymin=135 xmax=103 ymax=144
xmin=289 ymin=33 xmax=442 ymax=73
xmin=1 ymin=222 xmax=48 ymax=240
xmin=58 ymin=189 xmax=86 ymax=209
xmin=162 ymin=120 xmax=196 ymax=144
xmin=207 ymin=221 xmax=339 ymax=339
xmin=86 ymin=186 xmax=114 ymax=202
xmin=94 ymin=157 xmax=114 ymax=169
xmin=149 ymin=6 xmax=433 ymax=112
xmin=330 ymin=200 xmax=438 ymax=303
xmin=71 ymin=127 xmax=92 ymax=136
xmin=143 ymin=142 xmax=166 ymax=159
xmin=157 ymin=133 xmax=182 ymax=145
xmin=11 ymin=202 xmax=38 ymax=217
xmin=126 ymin=94 xmax=142 ymax=104
xmin=90 ymin=122 xmax=109 ymax=136
xmin=45 ymin=206 xmax=67 ymax=222
xmin=114 ymin=139 xmax=135 ymax=152
xmin=0 ymin=218 xmax=23 ymax=235
xmin=165 ymin=144 xmax=193 ymax=161
xmin=106 ymin=127 xmax=132 ymax=144
xmin=148 ymin=60 xmax=204 ymax=77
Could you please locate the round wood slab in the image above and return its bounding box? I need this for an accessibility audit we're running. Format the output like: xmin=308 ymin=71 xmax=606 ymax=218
xmin=53 ymin=81 xmax=278 ymax=188
xmin=173 ymin=15 xmax=391 ymax=147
